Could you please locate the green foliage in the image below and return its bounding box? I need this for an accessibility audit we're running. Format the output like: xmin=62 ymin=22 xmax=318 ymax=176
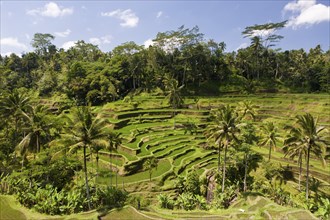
xmin=157 ymin=193 xmax=174 ymax=209
xmin=213 ymin=184 xmax=238 ymax=209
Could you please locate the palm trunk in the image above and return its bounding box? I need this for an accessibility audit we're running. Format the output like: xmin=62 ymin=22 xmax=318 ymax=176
xmin=36 ymin=134 xmax=40 ymax=153
xmin=96 ymin=151 xmax=99 ymax=192
xmin=83 ymin=145 xmax=91 ymax=210
xmin=268 ymin=144 xmax=272 ymax=161
xmin=110 ymin=149 xmax=112 ymax=186
xmin=244 ymin=153 xmax=248 ymax=192
xmin=306 ymin=145 xmax=311 ymax=201
xmin=217 ymin=143 xmax=221 ymax=173
xmin=298 ymin=156 xmax=302 ymax=191
xmin=222 ymin=144 xmax=228 ymax=193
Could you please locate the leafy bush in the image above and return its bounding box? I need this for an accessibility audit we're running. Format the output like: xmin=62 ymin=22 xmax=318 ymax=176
xmin=157 ymin=193 xmax=174 ymax=209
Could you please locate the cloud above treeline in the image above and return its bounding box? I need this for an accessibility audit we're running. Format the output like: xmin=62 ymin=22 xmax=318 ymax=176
xmin=0 ymin=37 xmax=27 ymax=50
xmin=27 ymin=2 xmax=73 ymax=17
xmin=101 ymin=9 xmax=139 ymax=27
xmin=283 ymin=0 xmax=330 ymax=28
xmin=54 ymin=29 xmax=71 ymax=37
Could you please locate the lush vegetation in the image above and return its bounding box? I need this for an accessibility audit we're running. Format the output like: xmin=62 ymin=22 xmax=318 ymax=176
xmin=0 ymin=24 xmax=329 ymax=219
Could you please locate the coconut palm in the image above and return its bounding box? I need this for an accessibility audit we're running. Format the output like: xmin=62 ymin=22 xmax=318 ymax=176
xmin=107 ymin=131 xmax=122 ymax=186
xmin=283 ymin=126 xmax=307 ymax=191
xmin=237 ymin=101 xmax=257 ymax=121
xmin=0 ymin=90 xmax=31 ymax=140
xmin=291 ymin=113 xmax=327 ymax=200
xmin=205 ymin=105 xmax=241 ymax=192
xmin=143 ymin=156 xmax=158 ymax=182
xmin=259 ymin=122 xmax=280 ymax=161
xmin=163 ymin=76 xmax=184 ymax=109
xmin=59 ymin=106 xmax=109 ymax=210
xmin=16 ymin=105 xmax=52 ymax=168
xmin=17 ymin=105 xmax=51 ymax=154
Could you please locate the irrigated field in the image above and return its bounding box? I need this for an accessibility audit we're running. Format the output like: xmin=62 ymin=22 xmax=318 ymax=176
xmin=92 ymin=93 xmax=329 ymax=195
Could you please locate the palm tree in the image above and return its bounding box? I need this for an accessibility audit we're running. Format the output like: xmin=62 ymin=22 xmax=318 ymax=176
xmin=59 ymin=106 xmax=109 ymax=210
xmin=17 ymin=105 xmax=51 ymax=153
xmin=237 ymin=101 xmax=257 ymax=121
xmin=259 ymin=122 xmax=280 ymax=161
xmin=0 ymin=90 xmax=31 ymax=140
xmin=206 ymin=105 xmax=241 ymax=192
xmin=107 ymin=131 xmax=122 ymax=187
xmin=291 ymin=113 xmax=327 ymax=200
xmin=143 ymin=157 xmax=158 ymax=182
xmin=16 ymin=105 xmax=52 ymax=168
xmin=163 ymin=76 xmax=184 ymax=109
xmin=283 ymin=126 xmax=307 ymax=191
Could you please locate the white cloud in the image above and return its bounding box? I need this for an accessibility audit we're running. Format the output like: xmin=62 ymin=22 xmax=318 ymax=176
xmin=144 ymin=39 xmax=154 ymax=48
xmin=283 ymin=0 xmax=330 ymax=28
xmin=156 ymin=11 xmax=163 ymax=18
xmin=55 ymin=29 xmax=71 ymax=37
xmin=62 ymin=41 xmax=77 ymax=50
xmin=251 ymin=29 xmax=275 ymax=38
xmin=89 ymin=35 xmax=112 ymax=46
xmin=101 ymin=36 xmax=112 ymax=44
xmin=25 ymin=34 xmax=30 ymax=40
xmin=236 ymin=43 xmax=248 ymax=51
xmin=0 ymin=37 xmax=27 ymax=50
xmin=27 ymin=2 xmax=73 ymax=18
xmin=101 ymin=9 xmax=139 ymax=27
xmin=89 ymin=38 xmax=101 ymax=45
xmin=1 ymin=52 xmax=14 ymax=57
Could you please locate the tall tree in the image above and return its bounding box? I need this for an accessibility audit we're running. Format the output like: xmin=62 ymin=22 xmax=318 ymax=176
xmin=289 ymin=113 xmax=327 ymax=200
xmin=59 ymin=106 xmax=109 ymax=210
xmin=283 ymin=127 xmax=307 ymax=191
xmin=206 ymin=105 xmax=241 ymax=192
xmin=31 ymin=33 xmax=55 ymax=57
xmin=16 ymin=105 xmax=52 ymax=157
xmin=143 ymin=157 xmax=158 ymax=182
xmin=107 ymin=131 xmax=122 ymax=186
xmin=259 ymin=122 xmax=280 ymax=161
xmin=0 ymin=90 xmax=31 ymax=141
xmin=163 ymin=76 xmax=184 ymax=109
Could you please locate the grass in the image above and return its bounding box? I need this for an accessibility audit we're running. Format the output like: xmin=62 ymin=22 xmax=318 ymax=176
xmin=98 ymin=158 xmax=172 ymax=184
xmin=0 ymin=195 xmax=99 ymax=220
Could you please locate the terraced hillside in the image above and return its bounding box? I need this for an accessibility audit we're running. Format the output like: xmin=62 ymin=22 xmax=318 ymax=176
xmin=94 ymin=93 xmax=329 ymax=195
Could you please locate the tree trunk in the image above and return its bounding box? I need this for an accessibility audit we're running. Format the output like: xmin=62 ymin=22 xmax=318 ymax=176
xmin=306 ymin=145 xmax=311 ymax=201
xmin=268 ymin=143 xmax=272 ymax=161
xmin=222 ymin=144 xmax=228 ymax=193
xmin=83 ymin=145 xmax=91 ymax=210
xmin=36 ymin=134 xmax=40 ymax=153
xmin=110 ymin=150 xmax=112 ymax=186
xmin=217 ymin=143 xmax=221 ymax=173
xmin=244 ymin=153 xmax=248 ymax=192
xmin=96 ymin=151 xmax=99 ymax=192
xmin=298 ymin=156 xmax=302 ymax=191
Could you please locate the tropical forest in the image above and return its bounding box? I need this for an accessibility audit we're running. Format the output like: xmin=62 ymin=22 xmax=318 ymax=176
xmin=0 ymin=21 xmax=329 ymax=219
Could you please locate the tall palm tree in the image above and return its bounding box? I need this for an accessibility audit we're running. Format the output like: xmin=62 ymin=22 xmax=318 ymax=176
xmin=206 ymin=105 xmax=241 ymax=192
xmin=16 ymin=105 xmax=51 ymax=155
xmin=107 ymin=131 xmax=122 ymax=186
xmin=143 ymin=157 xmax=158 ymax=182
xmin=292 ymin=113 xmax=327 ymax=200
xmin=59 ymin=106 xmax=109 ymax=210
xmin=259 ymin=122 xmax=280 ymax=161
xmin=0 ymin=90 xmax=31 ymax=140
xmin=283 ymin=126 xmax=307 ymax=191
xmin=163 ymin=76 xmax=184 ymax=109
xmin=237 ymin=101 xmax=257 ymax=121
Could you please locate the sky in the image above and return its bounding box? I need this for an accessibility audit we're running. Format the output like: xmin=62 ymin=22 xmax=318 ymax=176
xmin=1 ymin=0 xmax=329 ymax=56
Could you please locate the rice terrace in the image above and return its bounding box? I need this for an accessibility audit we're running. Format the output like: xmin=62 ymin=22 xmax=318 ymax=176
xmin=0 ymin=1 xmax=330 ymax=220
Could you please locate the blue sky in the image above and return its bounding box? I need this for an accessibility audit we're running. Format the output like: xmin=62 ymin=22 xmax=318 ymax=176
xmin=1 ymin=0 xmax=329 ymax=56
